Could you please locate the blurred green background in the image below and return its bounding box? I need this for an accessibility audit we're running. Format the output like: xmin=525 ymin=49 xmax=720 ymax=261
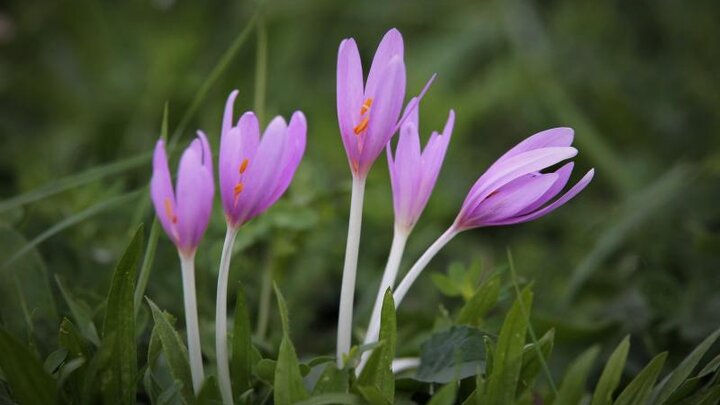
xmin=1 ymin=0 xmax=719 ymax=381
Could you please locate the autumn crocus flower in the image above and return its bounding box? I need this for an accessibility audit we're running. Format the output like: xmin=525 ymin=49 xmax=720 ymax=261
xmin=367 ymin=128 xmax=594 ymax=341
xmin=150 ymin=132 xmax=214 ymax=394
xmin=362 ymin=102 xmax=455 ymax=357
xmin=214 ymin=90 xmax=306 ymax=404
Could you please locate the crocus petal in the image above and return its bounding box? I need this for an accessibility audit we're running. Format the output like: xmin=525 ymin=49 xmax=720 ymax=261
xmin=337 ymin=38 xmax=364 ymax=162
xmin=238 ymin=116 xmax=288 ymax=222
xmin=461 ymin=173 xmax=558 ymax=227
xmin=263 ymin=111 xmax=307 ymax=208
xmin=150 ymin=140 xmax=178 ymax=246
xmin=194 ymin=131 xmax=215 ymax=238
xmin=461 ymin=146 xmax=578 ymax=213
xmin=496 ymin=127 xmax=574 ymax=162
xmin=485 ymin=169 xmax=595 ymax=226
xmin=175 ymin=147 xmax=206 ymax=251
xmin=365 ymin=28 xmax=404 ymax=96
xmin=219 ymin=126 xmax=242 ymax=217
xmin=358 ymin=56 xmax=406 ymax=174
xmin=223 ymin=90 xmax=239 ymax=137
xmin=393 ymin=74 xmax=436 ymax=134
xmin=516 ymin=161 xmax=573 ymax=216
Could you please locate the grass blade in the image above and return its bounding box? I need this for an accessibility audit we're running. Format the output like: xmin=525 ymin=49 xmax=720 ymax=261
xmin=554 ymin=346 xmax=600 ymax=405
xmin=273 ymin=284 xmax=309 ymax=405
xmin=614 ymin=352 xmax=668 ymax=405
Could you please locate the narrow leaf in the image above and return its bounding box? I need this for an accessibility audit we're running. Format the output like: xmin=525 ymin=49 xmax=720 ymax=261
xmin=517 ymin=328 xmax=555 ymax=395
xmin=614 ymin=352 xmax=668 ymax=405
xmin=484 ymin=287 xmax=533 ymax=405
xmin=591 ymin=335 xmax=630 ymax=405
xmin=652 ymin=327 xmax=720 ymax=404
xmin=294 ymin=393 xmax=364 ymax=405
xmin=554 ymin=346 xmax=600 ymax=405
xmin=457 ymin=273 xmax=501 ymax=326
xmin=147 ymin=298 xmax=195 ymax=404
xmin=273 ymin=284 xmax=309 ymax=405
xmin=100 ymin=224 xmax=144 ymax=405
xmin=356 ymin=289 xmax=396 ymax=403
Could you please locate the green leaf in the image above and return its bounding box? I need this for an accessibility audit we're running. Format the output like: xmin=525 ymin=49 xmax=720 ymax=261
xmin=197 ymin=376 xmax=222 ymax=405
xmin=294 ymin=393 xmax=364 ymax=405
xmin=313 ymin=363 xmax=349 ymax=395
xmin=484 ymin=287 xmax=533 ymax=405
xmin=356 ymin=289 xmax=396 ymax=403
xmin=147 ymin=298 xmax=195 ymax=404
xmin=591 ymin=335 xmax=630 ymax=405
xmin=678 ymin=385 xmax=720 ymax=405
xmin=100 ymin=224 xmax=144 ymax=405
xmin=56 ymin=275 xmax=101 ymax=346
xmin=652 ymin=327 xmax=720 ymax=404
xmin=517 ymin=328 xmax=555 ymax=395
xmin=59 ymin=318 xmax=90 ymax=394
xmin=356 ymin=385 xmax=392 ymax=405
xmin=614 ymin=352 xmax=668 ymax=405
xmin=554 ymin=346 xmax=600 ymax=405
xmin=0 ymin=226 xmax=59 ymax=347
xmin=44 ymin=348 xmax=69 ymax=374
xmin=0 ymin=327 xmax=57 ymax=404
xmin=231 ymin=283 xmax=253 ymax=394
xmin=457 ymin=273 xmax=501 ymax=326
xmin=431 ymin=273 xmax=461 ymax=297
xmin=427 ymin=382 xmax=458 ymax=405
xmin=256 ymin=359 xmax=277 ymax=383
xmin=273 ymin=284 xmax=309 ymax=405
xmin=415 ymin=326 xmax=488 ymax=383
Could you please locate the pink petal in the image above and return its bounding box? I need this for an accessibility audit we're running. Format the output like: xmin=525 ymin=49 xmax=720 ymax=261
xmin=150 ymin=139 xmax=178 ymax=246
xmin=337 ymin=38 xmax=364 ymax=163
xmin=365 ymin=28 xmax=404 ymax=96
xmin=486 ymin=169 xmax=595 ymax=226
xmin=461 ymin=173 xmax=559 ymax=226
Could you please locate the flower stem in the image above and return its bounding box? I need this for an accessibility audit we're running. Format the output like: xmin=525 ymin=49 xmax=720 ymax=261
xmin=360 ymin=227 xmax=408 ymax=361
xmin=179 ymin=251 xmax=205 ymax=394
xmin=336 ymin=175 xmax=366 ymax=367
xmin=393 ymin=226 xmax=458 ymax=306
xmin=216 ymin=227 xmax=238 ymax=405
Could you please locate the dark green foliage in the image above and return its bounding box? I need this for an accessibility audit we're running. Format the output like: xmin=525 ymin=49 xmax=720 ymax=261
xmin=355 ymin=289 xmax=397 ymax=403
xmin=231 ymin=283 xmax=253 ymax=395
xmin=0 ymin=327 xmax=57 ymax=404
xmin=415 ymin=326 xmax=488 ymax=383
xmin=99 ymin=224 xmax=143 ymax=405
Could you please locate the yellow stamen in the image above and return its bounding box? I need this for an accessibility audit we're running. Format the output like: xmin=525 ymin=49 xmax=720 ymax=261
xmin=354 ymin=116 xmax=369 ymax=135
xmin=239 ymin=158 xmax=249 ymax=174
xmin=164 ymin=198 xmax=177 ymax=224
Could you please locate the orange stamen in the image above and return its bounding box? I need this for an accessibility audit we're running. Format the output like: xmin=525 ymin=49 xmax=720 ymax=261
xmin=239 ymin=158 xmax=249 ymax=174
xmin=360 ymin=98 xmax=373 ymax=115
xmin=354 ymin=116 xmax=369 ymax=135
xmin=234 ymin=182 xmax=245 ymax=196
xmin=164 ymin=198 xmax=178 ymax=224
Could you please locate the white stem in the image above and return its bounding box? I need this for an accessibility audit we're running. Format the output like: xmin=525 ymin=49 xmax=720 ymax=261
xmin=179 ymin=251 xmax=205 ymax=394
xmin=357 ymin=226 xmax=408 ymax=372
xmin=216 ymin=227 xmax=238 ymax=405
xmin=393 ymin=226 xmax=458 ymax=306
xmin=392 ymin=357 xmax=421 ymax=374
xmin=336 ymin=175 xmax=366 ymax=367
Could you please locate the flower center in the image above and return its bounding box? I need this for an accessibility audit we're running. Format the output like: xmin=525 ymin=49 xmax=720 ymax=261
xmin=353 ymin=98 xmax=373 ymax=135
xmin=233 ymin=158 xmax=250 ymax=206
xmin=164 ymin=198 xmax=178 ymax=224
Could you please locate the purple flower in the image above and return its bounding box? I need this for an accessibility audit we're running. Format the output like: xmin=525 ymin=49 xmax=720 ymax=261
xmin=337 ymin=28 xmax=406 ymax=177
xmin=455 ymin=127 xmax=595 ymax=230
xmin=388 ymin=99 xmax=455 ymax=232
xmin=151 ymin=132 xmax=214 ymax=255
xmin=219 ymin=90 xmax=307 ymax=228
